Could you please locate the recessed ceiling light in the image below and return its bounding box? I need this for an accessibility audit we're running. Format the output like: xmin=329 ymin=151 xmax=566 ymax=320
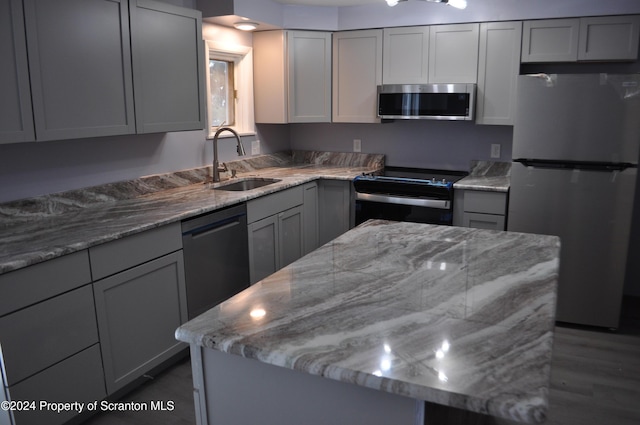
xmin=233 ymin=21 xmax=259 ymax=31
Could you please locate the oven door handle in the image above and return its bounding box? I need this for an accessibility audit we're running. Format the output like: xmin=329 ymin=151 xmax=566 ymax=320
xmin=355 ymin=193 xmax=451 ymax=209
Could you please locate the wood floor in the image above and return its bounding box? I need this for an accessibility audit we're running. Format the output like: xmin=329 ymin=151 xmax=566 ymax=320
xmin=82 ymin=297 xmax=640 ymax=425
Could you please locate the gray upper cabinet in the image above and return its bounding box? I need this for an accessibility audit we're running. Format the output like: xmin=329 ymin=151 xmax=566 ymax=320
xmin=521 ymin=19 xmax=579 ymax=62
xmin=332 ymin=29 xmax=383 ymax=123
xmin=428 ymin=23 xmax=479 ymax=84
xmin=0 ymin=0 xmax=34 ymax=144
xmin=130 ymin=0 xmax=206 ymax=133
xmin=23 ymin=0 xmax=136 ymax=141
xmin=476 ymin=21 xmax=522 ymax=126
xmin=382 ymin=26 xmax=430 ymax=84
xmin=522 ymin=16 xmax=640 ymax=63
xmin=578 ymin=15 xmax=640 ymax=61
xmin=254 ymin=30 xmax=332 ymax=123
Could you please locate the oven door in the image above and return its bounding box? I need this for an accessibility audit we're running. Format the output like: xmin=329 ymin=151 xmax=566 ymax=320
xmin=355 ymin=193 xmax=453 ymax=226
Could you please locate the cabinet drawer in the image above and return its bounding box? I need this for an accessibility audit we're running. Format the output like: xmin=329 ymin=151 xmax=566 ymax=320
xmin=0 ymin=284 xmax=98 ymax=385
xmin=463 ymin=191 xmax=507 ymax=215
xmin=8 ymin=345 xmax=106 ymax=425
xmin=0 ymin=250 xmax=91 ymax=317
xmin=247 ymin=186 xmax=304 ymax=224
xmin=89 ymin=222 xmax=182 ymax=280
xmin=463 ymin=212 xmax=506 ymax=231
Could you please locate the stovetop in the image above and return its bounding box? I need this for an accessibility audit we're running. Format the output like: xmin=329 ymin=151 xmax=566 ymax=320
xmin=353 ymin=167 xmax=468 ymax=198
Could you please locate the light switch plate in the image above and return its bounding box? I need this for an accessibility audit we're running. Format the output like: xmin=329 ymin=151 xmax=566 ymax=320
xmin=252 ymin=140 xmax=260 ymax=156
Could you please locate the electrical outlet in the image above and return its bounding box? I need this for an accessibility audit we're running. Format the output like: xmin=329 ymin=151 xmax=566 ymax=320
xmin=353 ymin=139 xmax=361 ymax=152
xmin=491 ymin=144 xmax=501 ymax=159
xmin=251 ymin=140 xmax=260 ymax=156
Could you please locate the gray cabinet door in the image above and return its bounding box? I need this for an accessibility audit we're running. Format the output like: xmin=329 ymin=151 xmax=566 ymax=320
xmin=578 ymin=15 xmax=640 ymax=61
xmin=248 ymin=214 xmax=279 ymax=284
xmin=303 ymin=182 xmax=319 ymax=254
xmin=0 ymin=0 xmax=34 ymax=144
xmin=521 ymin=19 xmax=580 ymax=63
xmin=130 ymin=0 xmax=205 ymax=133
xmin=24 ymin=0 xmax=136 ymax=141
xmin=318 ymin=180 xmax=352 ymax=246
xmin=476 ymin=21 xmax=522 ymax=126
xmin=279 ymin=205 xmax=304 ymax=269
xmin=93 ymin=251 xmax=188 ymax=394
xmin=287 ymin=31 xmax=332 ymax=123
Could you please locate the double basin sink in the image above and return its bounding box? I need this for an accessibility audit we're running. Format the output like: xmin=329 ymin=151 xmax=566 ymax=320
xmin=212 ymin=177 xmax=281 ymax=192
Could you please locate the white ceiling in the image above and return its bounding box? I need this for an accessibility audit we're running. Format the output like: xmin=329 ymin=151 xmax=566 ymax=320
xmin=273 ymin=0 xmax=382 ymax=6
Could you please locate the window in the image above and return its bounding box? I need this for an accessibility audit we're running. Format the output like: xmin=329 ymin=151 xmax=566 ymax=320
xmin=209 ymin=58 xmax=235 ymax=127
xmin=204 ymin=40 xmax=254 ymax=138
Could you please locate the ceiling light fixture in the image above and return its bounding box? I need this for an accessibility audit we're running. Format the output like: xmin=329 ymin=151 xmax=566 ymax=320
xmin=233 ymin=21 xmax=259 ymax=31
xmin=386 ymin=0 xmax=467 ymax=10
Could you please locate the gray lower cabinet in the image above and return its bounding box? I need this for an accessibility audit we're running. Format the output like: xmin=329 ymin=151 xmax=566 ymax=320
xmin=0 ymin=0 xmax=34 ymax=144
xmin=303 ymin=182 xmax=319 ymax=255
xmin=90 ymin=223 xmax=187 ymax=394
xmin=454 ymin=190 xmax=507 ymax=231
xmin=0 ymin=251 xmax=105 ymax=425
xmin=318 ymin=180 xmax=353 ymax=246
xmin=247 ymin=186 xmax=305 ymax=284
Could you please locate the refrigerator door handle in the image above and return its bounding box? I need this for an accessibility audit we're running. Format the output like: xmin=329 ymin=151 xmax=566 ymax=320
xmin=514 ymin=159 xmax=637 ymax=172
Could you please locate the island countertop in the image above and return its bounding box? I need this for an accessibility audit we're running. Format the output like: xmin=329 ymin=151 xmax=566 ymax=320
xmin=176 ymin=220 xmax=560 ymax=424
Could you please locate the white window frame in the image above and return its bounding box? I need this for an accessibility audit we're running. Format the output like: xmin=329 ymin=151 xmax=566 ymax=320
xmin=204 ymin=40 xmax=255 ymax=138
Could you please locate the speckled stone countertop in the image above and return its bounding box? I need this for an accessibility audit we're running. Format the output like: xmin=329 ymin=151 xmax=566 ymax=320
xmin=176 ymin=220 xmax=560 ymax=424
xmin=454 ymin=160 xmax=511 ymax=192
xmin=0 ymin=151 xmax=384 ymax=275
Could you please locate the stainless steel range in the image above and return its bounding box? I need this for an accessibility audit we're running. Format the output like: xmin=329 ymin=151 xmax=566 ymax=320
xmin=354 ymin=167 xmax=467 ymax=226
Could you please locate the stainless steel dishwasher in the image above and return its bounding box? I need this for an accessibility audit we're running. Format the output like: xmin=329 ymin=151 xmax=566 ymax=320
xmin=181 ymin=203 xmax=249 ymax=319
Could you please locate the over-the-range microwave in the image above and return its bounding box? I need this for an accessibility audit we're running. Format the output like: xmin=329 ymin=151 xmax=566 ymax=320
xmin=377 ymin=83 xmax=476 ymax=121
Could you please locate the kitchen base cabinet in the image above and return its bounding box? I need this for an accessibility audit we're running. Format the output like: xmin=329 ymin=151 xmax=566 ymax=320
xmin=93 ymin=250 xmax=187 ymax=395
xmin=89 ymin=222 xmax=187 ymax=394
xmin=318 ymin=180 xmax=353 ymax=246
xmin=303 ymin=182 xmax=319 ymax=255
xmin=7 ymin=345 xmax=106 ymax=425
xmin=0 ymin=251 xmax=102 ymax=425
xmin=454 ymin=190 xmax=507 ymax=231
xmin=247 ymin=186 xmax=305 ymax=284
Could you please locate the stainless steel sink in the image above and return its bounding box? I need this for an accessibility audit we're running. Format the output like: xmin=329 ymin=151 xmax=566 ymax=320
xmin=213 ymin=178 xmax=281 ymax=191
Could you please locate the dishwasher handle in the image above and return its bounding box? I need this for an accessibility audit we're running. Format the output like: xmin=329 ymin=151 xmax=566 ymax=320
xmin=182 ymin=213 xmax=246 ymax=239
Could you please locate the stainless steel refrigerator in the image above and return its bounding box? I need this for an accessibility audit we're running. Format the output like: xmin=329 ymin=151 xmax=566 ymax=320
xmin=508 ymin=73 xmax=640 ymax=329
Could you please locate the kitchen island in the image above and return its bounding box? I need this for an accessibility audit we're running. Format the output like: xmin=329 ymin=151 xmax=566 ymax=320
xmin=176 ymin=220 xmax=560 ymax=425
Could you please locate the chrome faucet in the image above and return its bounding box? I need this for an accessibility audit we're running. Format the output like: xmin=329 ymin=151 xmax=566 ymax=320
xmin=212 ymin=127 xmax=246 ymax=182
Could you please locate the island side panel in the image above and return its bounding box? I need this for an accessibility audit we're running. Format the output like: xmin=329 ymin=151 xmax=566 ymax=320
xmin=191 ymin=345 xmax=421 ymax=425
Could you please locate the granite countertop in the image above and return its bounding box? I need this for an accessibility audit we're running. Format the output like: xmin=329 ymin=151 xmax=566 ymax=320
xmin=176 ymin=220 xmax=560 ymax=424
xmin=0 ymin=151 xmax=384 ymax=275
xmin=455 ymin=160 xmax=511 ymax=192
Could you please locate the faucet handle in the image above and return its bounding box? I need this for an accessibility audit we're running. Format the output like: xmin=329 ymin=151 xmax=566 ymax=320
xmin=218 ymin=162 xmax=228 ymax=172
